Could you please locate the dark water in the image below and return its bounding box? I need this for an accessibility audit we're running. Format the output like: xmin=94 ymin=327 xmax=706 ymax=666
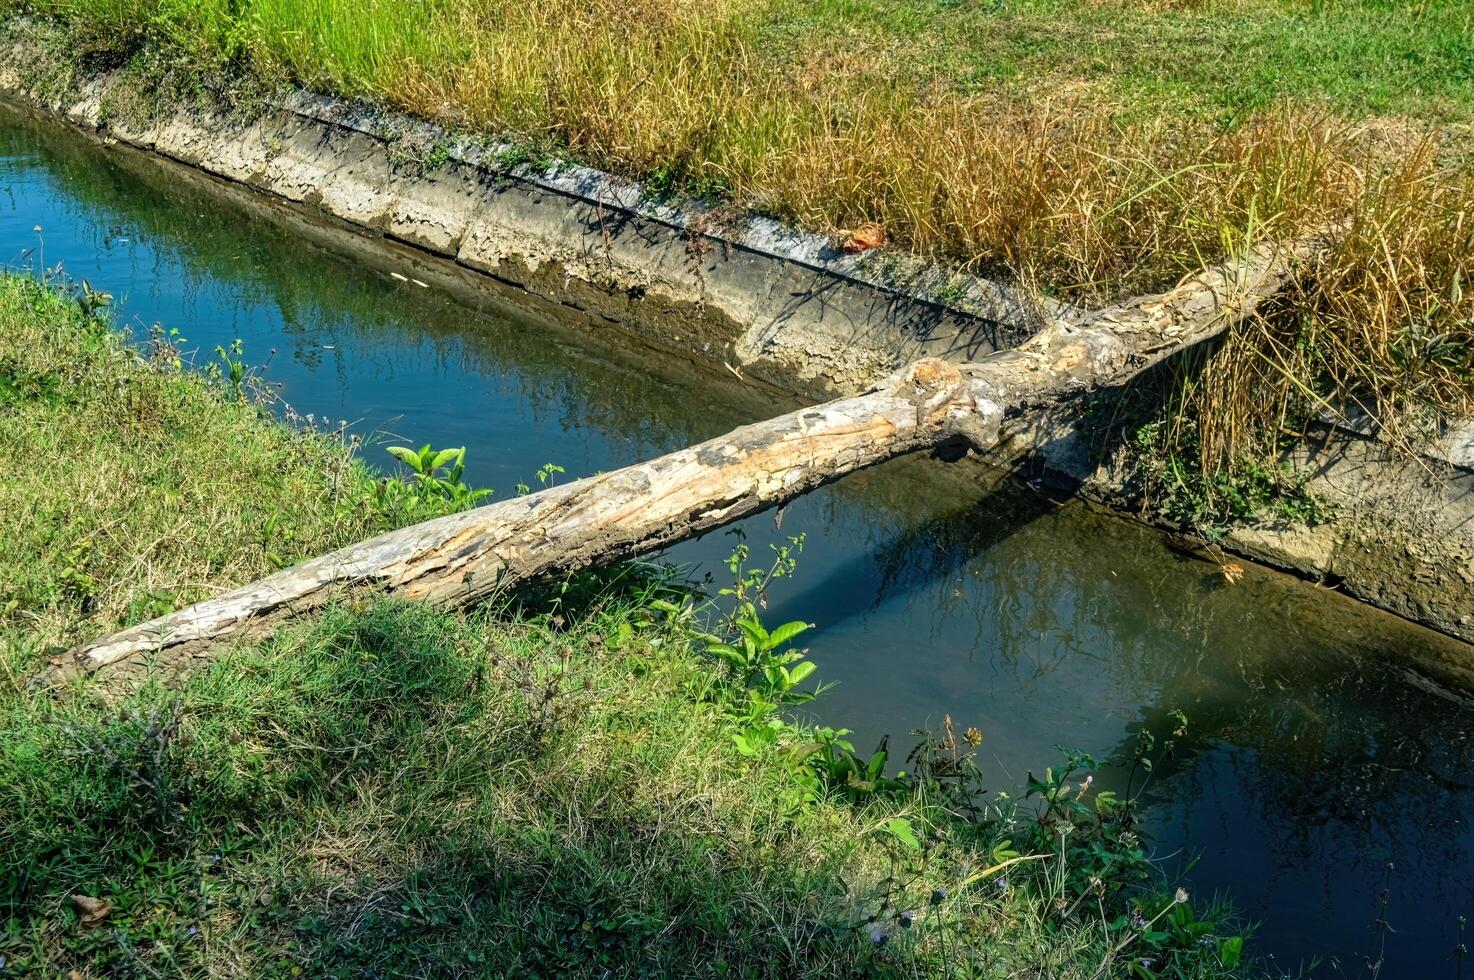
xmin=5 ymin=102 xmax=1474 ymax=976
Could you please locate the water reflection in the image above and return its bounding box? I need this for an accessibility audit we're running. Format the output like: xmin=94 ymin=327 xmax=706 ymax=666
xmin=4 ymin=99 xmax=1474 ymax=975
xmin=811 ymin=488 xmax=1474 ymax=971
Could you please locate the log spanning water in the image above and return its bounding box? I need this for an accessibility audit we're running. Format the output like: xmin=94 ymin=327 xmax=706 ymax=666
xmin=58 ymin=235 xmax=1328 ymax=685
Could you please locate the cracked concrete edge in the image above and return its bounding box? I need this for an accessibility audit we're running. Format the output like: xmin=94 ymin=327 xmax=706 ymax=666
xmin=278 ymin=90 xmax=1058 ymax=322
xmin=0 ymin=33 xmax=1067 ymax=401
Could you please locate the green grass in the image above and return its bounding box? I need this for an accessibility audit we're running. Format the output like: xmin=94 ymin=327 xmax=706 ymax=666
xmin=0 ymin=276 xmax=392 ymax=652
xmin=756 ymin=0 xmax=1474 ymax=130
xmin=0 ymin=596 xmax=1245 ymax=977
xmin=0 ymin=276 xmax=1253 ymax=975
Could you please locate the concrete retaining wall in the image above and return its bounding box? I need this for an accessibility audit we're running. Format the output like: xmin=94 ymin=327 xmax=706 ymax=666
xmin=0 ymin=36 xmax=1062 ymax=400
xmin=1005 ymin=411 xmax=1474 ymax=643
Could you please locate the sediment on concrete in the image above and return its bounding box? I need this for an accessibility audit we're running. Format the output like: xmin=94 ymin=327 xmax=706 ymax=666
xmin=2 ymin=28 xmax=1471 ymax=647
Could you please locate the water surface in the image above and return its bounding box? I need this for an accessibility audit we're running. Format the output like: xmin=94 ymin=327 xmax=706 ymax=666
xmin=4 ymin=102 xmax=1473 ymax=975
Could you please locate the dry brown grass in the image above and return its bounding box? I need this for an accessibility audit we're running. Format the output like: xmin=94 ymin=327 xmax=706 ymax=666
xmin=28 ymin=0 xmax=1474 ymax=461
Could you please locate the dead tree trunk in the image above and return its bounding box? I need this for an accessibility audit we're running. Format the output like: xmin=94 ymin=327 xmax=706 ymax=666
xmin=59 ymin=235 xmax=1328 ymax=684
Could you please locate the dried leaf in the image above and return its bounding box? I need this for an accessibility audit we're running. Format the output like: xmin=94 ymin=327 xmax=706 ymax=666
xmin=71 ymin=893 xmax=112 ymax=927
xmin=840 ymin=222 xmax=887 ymax=253
xmin=1220 ymin=562 xmax=1245 ymax=584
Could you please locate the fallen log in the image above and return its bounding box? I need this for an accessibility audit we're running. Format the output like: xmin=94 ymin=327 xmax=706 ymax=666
xmin=58 ymin=234 xmax=1329 ymax=685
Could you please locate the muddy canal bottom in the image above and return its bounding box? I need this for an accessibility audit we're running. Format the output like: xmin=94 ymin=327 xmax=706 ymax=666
xmin=5 ymin=104 xmax=1473 ymax=975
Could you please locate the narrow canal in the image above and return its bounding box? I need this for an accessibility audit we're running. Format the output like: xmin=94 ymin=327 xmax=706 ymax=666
xmin=4 ymin=102 xmax=1472 ymax=975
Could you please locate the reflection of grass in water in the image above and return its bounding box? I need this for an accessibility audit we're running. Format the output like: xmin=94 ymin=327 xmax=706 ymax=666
xmin=0 ymin=105 xmax=779 ymax=456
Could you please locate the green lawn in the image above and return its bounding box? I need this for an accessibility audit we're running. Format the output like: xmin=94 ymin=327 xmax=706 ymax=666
xmin=757 ymin=0 xmax=1474 ymax=129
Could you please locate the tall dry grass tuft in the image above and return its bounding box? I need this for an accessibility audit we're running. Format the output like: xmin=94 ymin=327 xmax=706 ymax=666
xmin=1191 ymin=137 xmax=1474 ymax=465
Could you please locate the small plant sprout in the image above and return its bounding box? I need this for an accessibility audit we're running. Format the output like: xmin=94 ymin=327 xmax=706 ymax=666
xmin=213 ymin=338 xmax=248 ymax=396
xmin=385 ymin=443 xmax=494 ymax=510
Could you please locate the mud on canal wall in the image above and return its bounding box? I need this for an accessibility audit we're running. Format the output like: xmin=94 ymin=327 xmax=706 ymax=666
xmin=2 ymin=30 xmax=1471 ymax=645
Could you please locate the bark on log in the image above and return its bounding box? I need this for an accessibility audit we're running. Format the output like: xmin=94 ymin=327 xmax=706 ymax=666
xmin=58 ymin=234 xmax=1329 ymax=684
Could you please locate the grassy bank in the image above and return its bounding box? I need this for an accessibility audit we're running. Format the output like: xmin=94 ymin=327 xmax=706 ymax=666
xmin=0 ymin=274 xmax=459 ymax=654
xmin=0 ymin=275 xmax=1252 ymax=975
xmin=7 ymin=0 xmax=1473 ymax=485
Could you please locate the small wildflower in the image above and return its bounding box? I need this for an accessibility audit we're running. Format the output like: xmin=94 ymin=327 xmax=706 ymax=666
xmin=1079 ymin=774 xmax=1093 ymax=795
xmin=1140 ymin=959 xmax=1154 ymax=971
xmin=868 ymin=926 xmax=888 ymax=947
xmin=1175 ymin=887 xmax=1189 ymax=904
xmin=996 ymin=877 xmax=1009 ymax=893
xmin=900 ymin=910 xmax=914 ymax=929
xmin=964 ymin=727 xmax=982 ymax=747
xmin=930 ymin=888 xmax=947 ymax=907
xmin=1130 ymin=910 xmax=1148 ymax=929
